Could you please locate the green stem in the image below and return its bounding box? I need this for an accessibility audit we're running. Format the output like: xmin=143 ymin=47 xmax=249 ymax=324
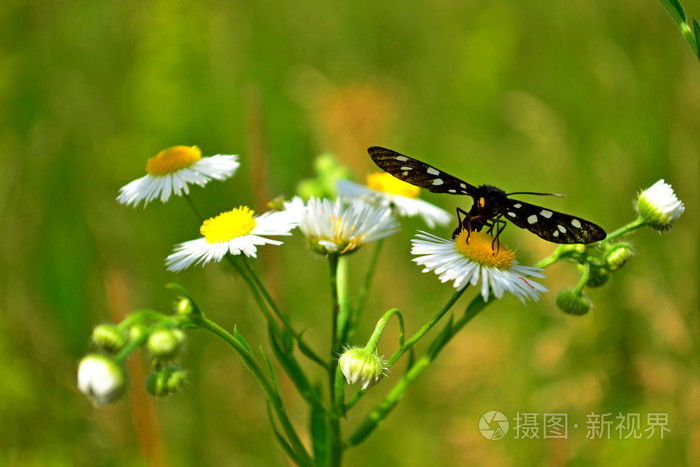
xmin=386 ymin=287 xmax=466 ymax=366
xmin=344 ymin=288 xmax=466 ymax=411
xmin=327 ymin=254 xmax=343 ymax=467
xmin=365 ymin=308 xmax=405 ymax=352
xmin=240 ymin=257 xmax=327 ymax=368
xmin=344 ymin=239 xmax=384 ymax=342
xmin=345 ymin=294 xmax=489 ymax=447
xmin=116 ymin=309 xmax=168 ymax=331
xmin=603 ymin=216 xmax=646 ymax=242
xmin=183 ymin=193 xmax=205 ymax=223
xmin=336 ymin=256 xmax=351 ymax=347
xmin=574 ymin=262 xmax=591 ymax=295
xmin=534 ymin=245 xmax=567 ymax=269
xmin=189 ymin=315 xmax=314 ymax=467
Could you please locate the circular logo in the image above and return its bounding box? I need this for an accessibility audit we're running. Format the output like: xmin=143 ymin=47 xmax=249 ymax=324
xmin=479 ymin=411 xmax=509 ymax=440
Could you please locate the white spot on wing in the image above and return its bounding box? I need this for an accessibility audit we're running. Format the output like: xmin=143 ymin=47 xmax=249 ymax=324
xmin=513 ymin=203 xmax=522 ymax=209
xmin=427 ymin=167 xmax=440 ymax=176
xmin=432 ymin=178 xmax=444 ymax=186
xmin=448 ymin=189 xmax=456 ymax=193
xmin=402 ymin=171 xmax=409 ymax=177
xmin=558 ymin=225 xmax=566 ymax=233
xmin=571 ymin=219 xmax=582 ymax=228
xmin=527 ymin=215 xmax=538 ymax=224
xmin=540 ymin=209 xmax=553 ymax=218
xmin=507 ymin=212 xmax=517 ymax=218
xmin=400 ymin=166 xmax=412 ymax=171
xmin=553 ymin=230 xmax=559 ymax=237
xmin=395 ymin=156 xmax=408 ymax=161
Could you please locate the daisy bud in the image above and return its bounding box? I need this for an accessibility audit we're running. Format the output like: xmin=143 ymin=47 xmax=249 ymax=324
xmin=338 ymin=347 xmax=387 ymax=390
xmin=586 ymin=265 xmax=610 ymax=288
xmin=556 ymin=288 xmax=591 ymax=316
xmin=175 ymin=296 xmax=195 ymax=316
xmin=129 ymin=323 xmax=149 ymax=343
xmin=77 ymin=354 xmax=127 ymax=406
xmin=91 ymin=324 xmax=127 ymax=354
xmin=147 ymin=328 xmax=186 ymax=360
xmin=636 ymin=179 xmax=685 ymax=231
xmin=605 ymin=243 xmax=634 ymax=271
xmin=146 ymin=367 xmax=187 ymax=397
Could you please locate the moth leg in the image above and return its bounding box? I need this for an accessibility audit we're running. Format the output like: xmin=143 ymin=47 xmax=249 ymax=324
xmin=490 ymin=216 xmax=508 ymax=253
xmin=453 ymin=207 xmax=470 ymax=239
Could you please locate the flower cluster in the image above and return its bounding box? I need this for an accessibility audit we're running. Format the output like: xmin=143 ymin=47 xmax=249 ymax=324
xmin=79 ymin=144 xmax=684 ymax=467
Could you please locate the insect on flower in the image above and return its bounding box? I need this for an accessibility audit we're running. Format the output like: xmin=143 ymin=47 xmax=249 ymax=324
xmin=368 ymin=147 xmax=606 ymax=245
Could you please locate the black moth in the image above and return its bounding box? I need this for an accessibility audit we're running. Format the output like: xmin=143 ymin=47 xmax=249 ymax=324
xmin=368 ymin=146 xmax=606 ymax=245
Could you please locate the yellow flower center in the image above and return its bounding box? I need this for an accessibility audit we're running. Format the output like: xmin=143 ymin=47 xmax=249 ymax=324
xmin=146 ymin=146 xmax=202 ymax=175
xmin=367 ymin=173 xmax=420 ymax=198
xmin=454 ymin=230 xmax=515 ymax=269
xmin=200 ymin=206 xmax=257 ymax=244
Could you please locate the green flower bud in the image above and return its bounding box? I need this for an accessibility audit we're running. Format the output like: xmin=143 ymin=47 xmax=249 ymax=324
xmin=147 ymin=328 xmax=186 ymax=360
xmin=91 ymin=324 xmax=127 ymax=353
xmin=175 ymin=297 xmax=194 ymax=316
xmin=77 ymin=354 xmax=127 ymax=406
xmin=636 ymin=179 xmax=684 ymax=231
xmin=145 ymin=367 xmax=187 ymax=397
xmin=556 ymin=288 xmax=592 ymax=316
xmin=129 ymin=323 xmax=149 ymax=343
xmin=586 ymin=265 xmax=610 ymax=288
xmin=605 ymin=244 xmax=634 ymax=271
xmin=338 ymin=347 xmax=387 ymax=389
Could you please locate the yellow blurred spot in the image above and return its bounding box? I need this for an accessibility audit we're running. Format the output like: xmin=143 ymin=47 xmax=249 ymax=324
xmin=366 ymin=173 xmax=420 ymax=198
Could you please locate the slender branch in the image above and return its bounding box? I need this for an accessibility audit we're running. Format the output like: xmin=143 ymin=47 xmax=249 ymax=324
xmin=327 ymin=254 xmax=343 ymax=467
xmin=189 ymin=315 xmax=314 ymax=467
xmin=386 ymin=287 xmax=466 ymax=366
xmin=183 ymin=193 xmax=205 ymax=223
xmin=602 ymin=217 xmax=646 ymax=242
xmin=240 ymin=257 xmax=327 ymax=368
xmin=343 ymin=239 xmax=384 ymax=342
xmin=344 ymin=288 xmax=465 ymax=411
xmin=345 ymin=294 xmax=489 ymax=447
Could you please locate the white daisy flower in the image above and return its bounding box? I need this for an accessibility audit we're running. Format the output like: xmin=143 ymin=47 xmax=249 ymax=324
xmin=77 ymin=354 xmax=127 ymax=406
xmin=411 ymin=230 xmax=548 ymax=303
xmin=284 ymin=196 xmax=399 ymax=256
xmin=117 ymin=146 xmax=239 ymax=207
xmin=337 ymin=174 xmax=451 ymax=228
xmin=165 ymin=205 xmax=298 ymax=271
xmin=635 ymin=179 xmax=685 ymax=231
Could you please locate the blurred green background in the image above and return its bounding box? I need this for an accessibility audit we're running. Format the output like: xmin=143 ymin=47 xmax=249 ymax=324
xmin=1 ymin=0 xmax=698 ymax=465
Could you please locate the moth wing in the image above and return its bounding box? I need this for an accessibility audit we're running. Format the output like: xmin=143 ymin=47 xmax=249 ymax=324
xmin=501 ymin=199 xmax=606 ymax=244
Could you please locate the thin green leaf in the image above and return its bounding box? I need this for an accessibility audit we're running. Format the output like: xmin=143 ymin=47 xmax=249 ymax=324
xmin=260 ymin=347 xmax=280 ymax=396
xmin=310 ymin=401 xmax=329 ymax=467
xmin=659 ymin=0 xmax=687 ymax=26
xmin=694 ymin=18 xmax=700 ymax=57
xmin=233 ymin=326 xmax=253 ymax=356
xmin=266 ymin=404 xmax=301 ymax=465
xmin=268 ymin=325 xmax=325 ymax=409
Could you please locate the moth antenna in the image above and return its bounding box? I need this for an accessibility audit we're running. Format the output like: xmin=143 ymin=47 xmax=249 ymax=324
xmin=505 ymin=191 xmax=566 ymax=197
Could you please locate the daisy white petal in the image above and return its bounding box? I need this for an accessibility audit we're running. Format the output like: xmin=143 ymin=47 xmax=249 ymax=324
xmin=284 ymin=196 xmax=398 ymax=256
xmin=165 ymin=206 xmax=296 ymax=271
xmin=411 ymin=230 xmax=547 ymax=303
xmin=117 ymin=146 xmax=239 ymax=207
xmin=337 ymin=176 xmax=451 ymax=228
